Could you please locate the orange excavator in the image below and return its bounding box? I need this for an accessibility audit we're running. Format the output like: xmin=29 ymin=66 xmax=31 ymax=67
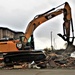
xmin=0 ymin=2 xmax=74 ymax=64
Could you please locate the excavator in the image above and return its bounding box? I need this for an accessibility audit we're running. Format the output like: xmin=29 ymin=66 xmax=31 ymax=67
xmin=0 ymin=2 xmax=74 ymax=64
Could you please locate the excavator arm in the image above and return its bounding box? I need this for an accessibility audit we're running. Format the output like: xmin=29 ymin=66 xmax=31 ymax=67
xmin=58 ymin=2 xmax=74 ymax=44
xmin=24 ymin=2 xmax=74 ymax=45
xmin=63 ymin=2 xmax=74 ymax=44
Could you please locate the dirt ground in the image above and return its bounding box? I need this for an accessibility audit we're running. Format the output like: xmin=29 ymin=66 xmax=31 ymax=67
xmin=0 ymin=69 xmax=75 ymax=75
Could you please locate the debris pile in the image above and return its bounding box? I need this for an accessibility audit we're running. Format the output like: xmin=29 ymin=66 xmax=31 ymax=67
xmin=45 ymin=52 xmax=75 ymax=69
xmin=0 ymin=45 xmax=75 ymax=69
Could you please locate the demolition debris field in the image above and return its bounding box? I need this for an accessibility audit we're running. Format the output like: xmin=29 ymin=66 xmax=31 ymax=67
xmin=0 ymin=45 xmax=75 ymax=70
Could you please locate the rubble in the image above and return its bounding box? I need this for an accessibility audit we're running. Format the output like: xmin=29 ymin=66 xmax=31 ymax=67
xmin=44 ymin=47 xmax=75 ymax=69
xmin=14 ymin=63 xmax=28 ymax=69
xmin=0 ymin=45 xmax=75 ymax=69
xmin=0 ymin=56 xmax=75 ymax=69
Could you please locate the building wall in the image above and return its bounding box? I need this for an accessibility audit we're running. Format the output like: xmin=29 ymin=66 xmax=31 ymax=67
xmin=0 ymin=29 xmax=3 ymax=39
xmin=0 ymin=27 xmax=24 ymax=40
xmin=14 ymin=33 xmax=24 ymax=39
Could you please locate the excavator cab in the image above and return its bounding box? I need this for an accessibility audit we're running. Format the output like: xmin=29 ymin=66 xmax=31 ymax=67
xmin=16 ymin=34 xmax=34 ymax=50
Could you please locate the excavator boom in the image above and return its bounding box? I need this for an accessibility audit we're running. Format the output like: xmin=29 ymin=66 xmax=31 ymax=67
xmin=24 ymin=2 xmax=74 ymax=45
xmin=24 ymin=9 xmax=63 ymax=42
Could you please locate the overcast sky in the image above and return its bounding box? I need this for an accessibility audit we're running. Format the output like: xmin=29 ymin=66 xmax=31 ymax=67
xmin=0 ymin=0 xmax=75 ymax=49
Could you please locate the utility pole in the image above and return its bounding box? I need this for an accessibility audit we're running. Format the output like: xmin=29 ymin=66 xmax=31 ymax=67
xmin=51 ymin=31 xmax=53 ymax=50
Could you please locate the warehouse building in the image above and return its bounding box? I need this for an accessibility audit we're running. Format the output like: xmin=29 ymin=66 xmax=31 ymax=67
xmin=0 ymin=27 xmax=24 ymax=40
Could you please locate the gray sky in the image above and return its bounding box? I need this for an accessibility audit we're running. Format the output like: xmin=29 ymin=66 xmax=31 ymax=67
xmin=0 ymin=0 xmax=75 ymax=49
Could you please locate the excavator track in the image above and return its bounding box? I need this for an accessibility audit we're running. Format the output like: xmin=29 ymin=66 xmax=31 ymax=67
xmin=3 ymin=50 xmax=46 ymax=65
